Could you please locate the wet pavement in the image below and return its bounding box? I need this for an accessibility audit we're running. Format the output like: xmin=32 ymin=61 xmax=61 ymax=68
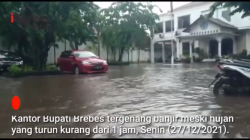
xmin=0 ymin=63 xmax=250 ymax=138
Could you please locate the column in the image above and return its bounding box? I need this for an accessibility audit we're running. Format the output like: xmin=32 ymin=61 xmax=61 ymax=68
xmin=150 ymin=38 xmax=155 ymax=63
xmin=176 ymin=39 xmax=180 ymax=60
xmin=206 ymin=40 xmax=209 ymax=57
xmin=163 ymin=21 xmax=166 ymax=34
xmin=161 ymin=43 xmax=165 ymax=63
xmin=190 ymin=41 xmax=193 ymax=63
xmin=179 ymin=41 xmax=183 ymax=58
xmin=232 ymin=37 xmax=236 ymax=54
xmin=218 ymin=40 xmax=222 ymax=57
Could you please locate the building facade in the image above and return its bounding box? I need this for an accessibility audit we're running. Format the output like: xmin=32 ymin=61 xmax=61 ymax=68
xmin=151 ymin=2 xmax=250 ymax=63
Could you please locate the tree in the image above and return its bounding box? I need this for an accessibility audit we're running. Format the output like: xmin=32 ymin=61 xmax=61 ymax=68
xmin=0 ymin=2 xmax=99 ymax=70
xmin=100 ymin=2 xmax=161 ymax=62
xmin=208 ymin=2 xmax=250 ymax=18
xmin=93 ymin=10 xmax=105 ymax=56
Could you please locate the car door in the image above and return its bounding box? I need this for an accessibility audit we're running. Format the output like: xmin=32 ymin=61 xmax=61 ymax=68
xmin=63 ymin=51 xmax=73 ymax=72
xmin=58 ymin=51 xmax=67 ymax=71
xmin=68 ymin=53 xmax=76 ymax=72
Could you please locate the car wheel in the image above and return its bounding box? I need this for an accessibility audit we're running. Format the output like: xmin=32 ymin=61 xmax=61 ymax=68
xmin=74 ymin=66 xmax=80 ymax=74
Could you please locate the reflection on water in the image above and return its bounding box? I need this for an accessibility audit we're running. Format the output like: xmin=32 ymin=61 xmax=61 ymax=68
xmin=0 ymin=63 xmax=249 ymax=138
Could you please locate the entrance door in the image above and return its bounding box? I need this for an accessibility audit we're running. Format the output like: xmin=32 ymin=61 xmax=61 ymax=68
xmin=209 ymin=40 xmax=218 ymax=58
xmin=222 ymin=38 xmax=233 ymax=55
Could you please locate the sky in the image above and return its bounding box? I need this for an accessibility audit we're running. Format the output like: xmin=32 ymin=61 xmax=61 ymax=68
xmin=94 ymin=2 xmax=190 ymax=14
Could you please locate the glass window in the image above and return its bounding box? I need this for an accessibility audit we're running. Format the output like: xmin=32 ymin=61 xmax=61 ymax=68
xmin=73 ymin=51 xmax=98 ymax=58
xmin=178 ymin=15 xmax=190 ymax=29
xmin=165 ymin=20 xmax=174 ymax=32
xmin=154 ymin=22 xmax=163 ymax=34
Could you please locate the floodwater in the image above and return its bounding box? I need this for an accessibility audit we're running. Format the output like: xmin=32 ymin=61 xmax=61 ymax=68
xmin=0 ymin=63 xmax=250 ymax=138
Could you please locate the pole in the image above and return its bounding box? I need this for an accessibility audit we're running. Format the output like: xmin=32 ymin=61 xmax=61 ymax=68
xmin=170 ymin=1 xmax=174 ymax=65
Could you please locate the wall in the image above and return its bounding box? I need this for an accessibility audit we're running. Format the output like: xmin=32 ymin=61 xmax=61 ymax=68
xmin=0 ymin=39 xmax=149 ymax=64
xmin=215 ymin=7 xmax=250 ymax=29
xmin=246 ymin=30 xmax=250 ymax=54
xmin=236 ymin=32 xmax=246 ymax=53
xmin=98 ymin=44 xmax=149 ymax=63
xmin=47 ymin=40 xmax=88 ymax=64
xmin=173 ymin=3 xmax=214 ymax=31
xmin=154 ymin=14 xmax=173 ymax=42
xmin=199 ymin=39 xmax=209 ymax=54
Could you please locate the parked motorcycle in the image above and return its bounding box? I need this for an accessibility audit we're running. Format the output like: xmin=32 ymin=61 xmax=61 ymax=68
xmin=208 ymin=58 xmax=250 ymax=96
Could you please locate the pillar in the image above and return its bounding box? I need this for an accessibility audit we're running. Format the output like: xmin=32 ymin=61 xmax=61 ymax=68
xmin=206 ymin=40 xmax=209 ymax=56
xmin=216 ymin=37 xmax=222 ymax=57
xmin=180 ymin=41 xmax=183 ymax=58
xmin=190 ymin=41 xmax=193 ymax=63
xmin=163 ymin=22 xmax=166 ymax=34
xmin=232 ymin=37 xmax=236 ymax=54
xmin=162 ymin=43 xmax=165 ymax=63
xmin=150 ymin=38 xmax=155 ymax=63
xmin=218 ymin=40 xmax=222 ymax=57
xmin=176 ymin=38 xmax=180 ymax=60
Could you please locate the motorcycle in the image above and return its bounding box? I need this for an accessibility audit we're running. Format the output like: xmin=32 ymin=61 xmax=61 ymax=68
xmin=208 ymin=58 xmax=250 ymax=96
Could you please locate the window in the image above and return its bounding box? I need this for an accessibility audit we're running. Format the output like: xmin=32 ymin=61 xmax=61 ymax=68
xmin=178 ymin=15 xmax=190 ymax=29
xmin=165 ymin=20 xmax=174 ymax=32
xmin=73 ymin=51 xmax=98 ymax=58
xmin=154 ymin=22 xmax=163 ymax=34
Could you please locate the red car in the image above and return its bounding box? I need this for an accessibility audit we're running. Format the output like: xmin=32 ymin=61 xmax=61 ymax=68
xmin=57 ymin=50 xmax=108 ymax=74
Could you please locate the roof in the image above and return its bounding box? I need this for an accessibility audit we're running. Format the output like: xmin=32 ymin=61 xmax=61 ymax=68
xmin=173 ymin=2 xmax=202 ymax=11
xmin=183 ymin=15 xmax=237 ymax=32
xmin=159 ymin=2 xmax=214 ymax=17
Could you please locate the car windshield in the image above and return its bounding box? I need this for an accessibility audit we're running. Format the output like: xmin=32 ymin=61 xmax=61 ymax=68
xmin=73 ymin=51 xmax=98 ymax=58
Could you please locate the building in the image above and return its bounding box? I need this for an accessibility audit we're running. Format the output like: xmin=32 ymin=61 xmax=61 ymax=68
xmin=151 ymin=2 xmax=250 ymax=63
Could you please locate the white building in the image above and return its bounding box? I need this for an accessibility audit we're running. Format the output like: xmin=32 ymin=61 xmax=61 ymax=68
xmin=151 ymin=2 xmax=250 ymax=63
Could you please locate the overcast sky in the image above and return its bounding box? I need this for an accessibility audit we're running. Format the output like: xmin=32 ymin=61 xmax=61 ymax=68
xmin=94 ymin=2 xmax=190 ymax=14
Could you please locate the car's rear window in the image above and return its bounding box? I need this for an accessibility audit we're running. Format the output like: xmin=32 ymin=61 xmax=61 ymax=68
xmin=73 ymin=51 xmax=98 ymax=58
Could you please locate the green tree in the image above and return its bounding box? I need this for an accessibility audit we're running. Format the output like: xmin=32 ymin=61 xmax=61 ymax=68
xmin=100 ymin=2 xmax=161 ymax=62
xmin=208 ymin=2 xmax=250 ymax=18
xmin=0 ymin=2 xmax=99 ymax=70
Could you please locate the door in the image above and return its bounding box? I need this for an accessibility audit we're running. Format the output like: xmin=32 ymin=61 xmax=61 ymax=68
xmin=59 ymin=51 xmax=72 ymax=71
xmin=62 ymin=51 xmax=73 ymax=72
xmin=67 ymin=54 xmax=76 ymax=72
xmin=58 ymin=52 xmax=67 ymax=71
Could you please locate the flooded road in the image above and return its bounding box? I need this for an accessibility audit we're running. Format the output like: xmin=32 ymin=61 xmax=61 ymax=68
xmin=0 ymin=63 xmax=250 ymax=138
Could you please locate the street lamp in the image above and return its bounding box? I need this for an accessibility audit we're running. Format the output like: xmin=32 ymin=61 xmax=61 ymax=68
xmin=170 ymin=1 xmax=174 ymax=65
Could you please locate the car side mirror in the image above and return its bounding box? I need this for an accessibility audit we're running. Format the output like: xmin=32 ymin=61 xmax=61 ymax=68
xmin=69 ymin=55 xmax=75 ymax=59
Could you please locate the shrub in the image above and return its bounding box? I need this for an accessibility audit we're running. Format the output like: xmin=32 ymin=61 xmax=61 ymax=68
xmin=8 ymin=65 xmax=34 ymax=76
xmin=46 ymin=65 xmax=57 ymax=70
xmin=229 ymin=50 xmax=248 ymax=59
xmin=194 ymin=57 xmax=202 ymax=62
xmin=23 ymin=65 xmax=33 ymax=72
xmin=8 ymin=65 xmax=22 ymax=75
xmin=181 ymin=56 xmax=191 ymax=63
xmin=194 ymin=47 xmax=208 ymax=61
